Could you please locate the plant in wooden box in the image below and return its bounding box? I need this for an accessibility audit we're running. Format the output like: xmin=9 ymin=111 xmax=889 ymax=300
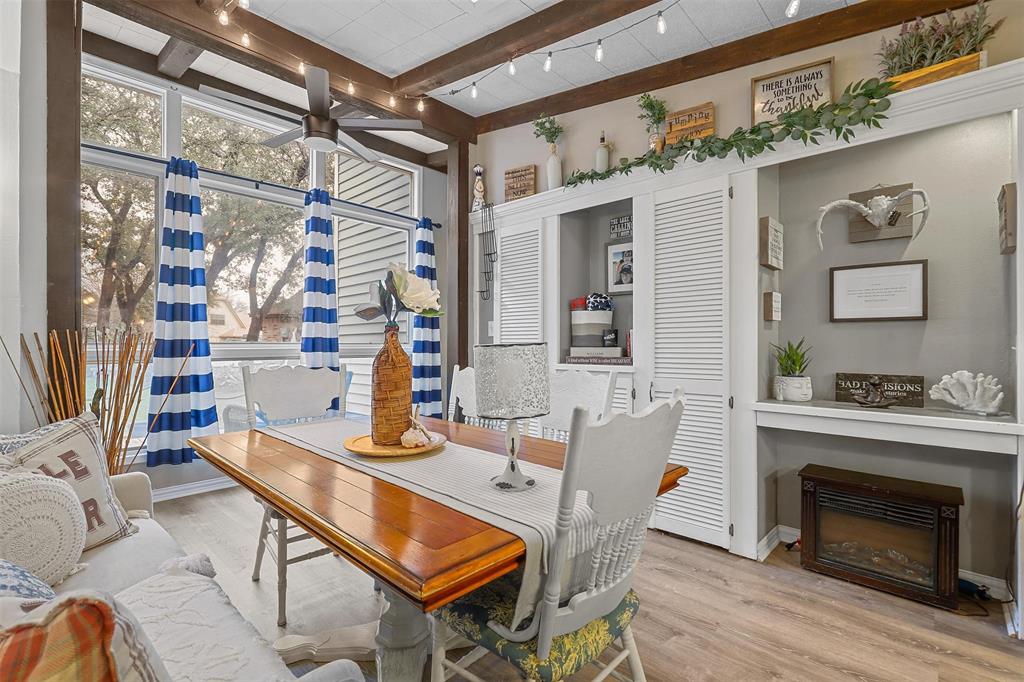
xmin=637 ymin=92 xmax=668 ymax=153
xmin=877 ymin=1 xmax=1003 ymax=92
xmin=533 ymin=114 xmax=565 ymax=191
xmin=355 ymin=263 xmax=442 ymax=445
xmin=772 ymin=338 xmax=813 ymax=402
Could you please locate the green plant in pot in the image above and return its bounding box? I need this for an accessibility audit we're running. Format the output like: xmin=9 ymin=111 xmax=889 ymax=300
xmin=637 ymin=92 xmax=668 ymax=153
xmin=533 ymin=114 xmax=565 ymax=191
xmin=771 ymin=338 xmax=813 ymax=402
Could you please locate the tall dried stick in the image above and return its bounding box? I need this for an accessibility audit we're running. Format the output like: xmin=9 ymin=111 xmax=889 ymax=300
xmin=1 ymin=336 xmax=42 ymax=427
xmin=126 ymin=342 xmax=195 ymax=472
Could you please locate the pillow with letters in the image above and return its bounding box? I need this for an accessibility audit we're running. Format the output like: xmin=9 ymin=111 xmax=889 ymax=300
xmin=7 ymin=414 xmax=136 ymax=550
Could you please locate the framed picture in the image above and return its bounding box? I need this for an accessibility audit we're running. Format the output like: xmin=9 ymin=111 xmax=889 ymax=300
xmin=830 ymin=260 xmax=928 ymax=322
xmin=759 ymin=216 xmax=783 ymax=270
xmin=606 ymin=240 xmax=633 ymax=294
xmin=751 ymin=57 xmax=834 ymax=126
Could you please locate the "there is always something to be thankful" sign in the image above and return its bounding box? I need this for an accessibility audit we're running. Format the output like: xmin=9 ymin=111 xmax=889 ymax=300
xmin=751 ymin=58 xmax=834 ymax=126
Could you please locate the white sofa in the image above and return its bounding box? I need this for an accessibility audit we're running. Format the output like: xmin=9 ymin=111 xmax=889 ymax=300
xmin=59 ymin=472 xmax=362 ymax=682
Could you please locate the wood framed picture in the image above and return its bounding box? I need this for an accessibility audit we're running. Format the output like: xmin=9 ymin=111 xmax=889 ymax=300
xmin=763 ymin=291 xmax=782 ymax=321
xmin=759 ymin=216 xmax=783 ymax=270
xmin=830 ymin=260 xmax=928 ymax=322
xmin=504 ymin=165 xmax=536 ymax=202
xmin=751 ymin=57 xmax=834 ymax=126
xmin=999 ymin=182 xmax=1017 ymax=255
xmin=606 ymin=240 xmax=634 ymax=295
xmin=665 ymin=101 xmax=715 ymax=145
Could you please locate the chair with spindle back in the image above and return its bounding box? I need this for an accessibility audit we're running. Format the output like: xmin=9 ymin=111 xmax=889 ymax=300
xmin=537 ymin=369 xmax=618 ymax=442
xmin=430 ymin=388 xmax=685 ymax=682
xmin=448 ymin=364 xmax=504 ymax=431
xmin=243 ymin=364 xmax=348 ymax=627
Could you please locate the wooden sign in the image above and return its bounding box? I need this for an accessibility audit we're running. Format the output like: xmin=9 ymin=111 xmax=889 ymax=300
xmin=835 ymin=372 xmax=924 ymax=408
xmin=999 ymin=182 xmax=1017 ymax=255
xmin=763 ymin=291 xmax=782 ymax=321
xmin=665 ymin=101 xmax=715 ymax=145
xmin=848 ymin=183 xmax=914 ymax=243
xmin=751 ymin=57 xmax=833 ymax=125
xmin=759 ymin=216 xmax=783 ymax=270
xmin=504 ymin=165 xmax=536 ymax=202
xmin=609 ymin=214 xmax=632 ymax=240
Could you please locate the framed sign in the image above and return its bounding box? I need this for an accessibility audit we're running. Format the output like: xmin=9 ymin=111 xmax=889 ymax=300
xmin=751 ymin=57 xmax=834 ymax=126
xmin=504 ymin=165 xmax=536 ymax=202
xmin=835 ymin=372 xmax=924 ymax=408
xmin=830 ymin=260 xmax=928 ymax=322
xmin=759 ymin=216 xmax=784 ymax=270
xmin=665 ymin=101 xmax=715 ymax=145
xmin=606 ymin=240 xmax=634 ymax=295
xmin=609 ymin=214 xmax=633 ymax=240
xmin=999 ymin=182 xmax=1017 ymax=255
xmin=763 ymin=291 xmax=782 ymax=321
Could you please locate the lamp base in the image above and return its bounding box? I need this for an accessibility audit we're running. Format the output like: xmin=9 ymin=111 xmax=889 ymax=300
xmin=491 ymin=419 xmax=535 ymax=492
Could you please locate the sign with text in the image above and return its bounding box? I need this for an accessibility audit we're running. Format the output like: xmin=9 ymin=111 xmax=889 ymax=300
xmin=759 ymin=216 xmax=784 ymax=270
xmin=751 ymin=58 xmax=833 ymax=125
xmin=504 ymin=165 xmax=536 ymax=202
xmin=835 ymin=373 xmax=924 ymax=408
xmin=609 ymin=215 xmax=632 ymax=240
xmin=665 ymin=101 xmax=715 ymax=145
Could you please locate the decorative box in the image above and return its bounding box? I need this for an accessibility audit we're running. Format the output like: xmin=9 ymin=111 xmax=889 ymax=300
xmin=571 ymin=310 xmax=613 ymax=347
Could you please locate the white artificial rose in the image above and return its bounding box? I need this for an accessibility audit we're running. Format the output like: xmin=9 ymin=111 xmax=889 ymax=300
xmin=388 ymin=262 xmax=440 ymax=313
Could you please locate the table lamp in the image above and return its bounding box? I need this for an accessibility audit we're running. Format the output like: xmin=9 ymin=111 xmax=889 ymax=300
xmin=474 ymin=343 xmax=550 ymax=492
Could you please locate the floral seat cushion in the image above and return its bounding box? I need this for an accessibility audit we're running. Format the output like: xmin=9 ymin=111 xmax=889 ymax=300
xmin=437 ymin=574 xmax=640 ymax=682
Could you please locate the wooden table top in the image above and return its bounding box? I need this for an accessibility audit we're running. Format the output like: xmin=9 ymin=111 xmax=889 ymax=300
xmin=188 ymin=417 xmax=687 ymax=612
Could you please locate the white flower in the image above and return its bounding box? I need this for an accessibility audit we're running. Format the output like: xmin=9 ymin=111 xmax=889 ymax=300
xmin=388 ymin=262 xmax=441 ymax=313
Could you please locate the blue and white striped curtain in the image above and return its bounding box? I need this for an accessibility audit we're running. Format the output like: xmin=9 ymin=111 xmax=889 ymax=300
xmin=300 ymin=188 xmax=340 ymax=411
xmin=412 ymin=217 xmax=442 ymax=418
xmin=147 ymin=158 xmax=218 ymax=466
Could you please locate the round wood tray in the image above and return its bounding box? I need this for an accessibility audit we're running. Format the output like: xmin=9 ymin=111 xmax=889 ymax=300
xmin=343 ymin=432 xmax=447 ymax=457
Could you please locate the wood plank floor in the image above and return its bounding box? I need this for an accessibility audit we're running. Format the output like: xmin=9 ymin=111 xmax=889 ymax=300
xmin=156 ymin=487 xmax=1022 ymax=681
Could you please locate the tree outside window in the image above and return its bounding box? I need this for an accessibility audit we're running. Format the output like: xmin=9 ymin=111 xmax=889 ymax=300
xmin=81 ymin=75 xmax=162 ymax=156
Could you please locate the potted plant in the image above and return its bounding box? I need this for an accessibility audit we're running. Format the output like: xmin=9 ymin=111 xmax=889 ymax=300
xmin=771 ymin=338 xmax=813 ymax=402
xmin=637 ymin=92 xmax=668 ymax=153
xmin=533 ymin=114 xmax=565 ymax=191
xmin=877 ymin=0 xmax=1003 ymax=92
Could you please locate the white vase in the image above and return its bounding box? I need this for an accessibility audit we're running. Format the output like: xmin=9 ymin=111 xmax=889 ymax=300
xmin=546 ymin=142 xmax=562 ymax=191
xmin=595 ymin=131 xmax=610 ymax=173
xmin=774 ymin=375 xmax=812 ymax=402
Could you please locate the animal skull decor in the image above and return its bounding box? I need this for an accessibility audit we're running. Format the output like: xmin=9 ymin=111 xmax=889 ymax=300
xmin=815 ymin=188 xmax=930 ymax=250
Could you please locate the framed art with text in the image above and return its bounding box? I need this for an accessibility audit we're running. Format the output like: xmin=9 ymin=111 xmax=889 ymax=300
xmin=830 ymin=260 xmax=928 ymax=322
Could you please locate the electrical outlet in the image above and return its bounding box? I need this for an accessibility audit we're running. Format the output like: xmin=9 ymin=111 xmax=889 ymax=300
xmin=487 ymin=321 xmax=495 ymax=338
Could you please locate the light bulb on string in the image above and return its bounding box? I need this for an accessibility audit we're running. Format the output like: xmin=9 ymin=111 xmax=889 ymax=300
xmin=470 ymin=82 xmax=477 ymax=99
xmin=543 ymin=51 xmax=552 ymax=72
xmin=299 ymin=61 xmax=305 ymax=74
xmin=388 ymin=94 xmax=397 ymax=107
xmin=594 ymin=39 xmax=603 ymax=63
xmin=417 ymin=99 xmax=425 ymax=112
xmin=241 ymin=32 xmax=250 ymax=47
xmin=656 ymin=11 xmax=666 ymax=34
xmin=238 ymin=0 xmax=250 ymax=8
xmin=218 ymin=10 xmax=229 ymax=25
xmin=785 ymin=0 xmax=800 ymax=18
xmin=508 ymin=58 xmax=516 ymax=76
xmin=348 ymin=81 xmax=355 ymax=95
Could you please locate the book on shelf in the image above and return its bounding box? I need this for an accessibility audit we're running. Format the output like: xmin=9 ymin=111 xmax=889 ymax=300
xmin=569 ymin=346 xmax=623 ymax=358
xmin=563 ymin=356 xmax=633 ymax=366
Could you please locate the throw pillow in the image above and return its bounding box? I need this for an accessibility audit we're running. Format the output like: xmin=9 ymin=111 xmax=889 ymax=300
xmin=0 ymin=561 xmax=56 ymax=628
xmin=0 ymin=420 xmax=65 ymax=456
xmin=0 ymin=590 xmax=172 ymax=682
xmin=0 ymin=473 xmax=87 ymax=586
xmin=6 ymin=414 xmax=136 ymax=550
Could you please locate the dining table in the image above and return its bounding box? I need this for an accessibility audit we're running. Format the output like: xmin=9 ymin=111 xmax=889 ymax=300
xmin=188 ymin=416 xmax=688 ymax=682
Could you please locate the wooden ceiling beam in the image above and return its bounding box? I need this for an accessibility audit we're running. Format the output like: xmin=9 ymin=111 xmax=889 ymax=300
xmin=476 ymin=0 xmax=979 ymax=134
xmin=83 ymin=31 xmax=441 ymax=171
xmin=156 ymin=37 xmax=204 ymax=78
xmin=86 ymin=0 xmax=477 ymax=143
xmin=393 ymin=0 xmax=660 ymax=95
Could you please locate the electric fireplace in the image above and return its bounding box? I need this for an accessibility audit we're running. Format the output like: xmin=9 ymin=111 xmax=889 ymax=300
xmin=799 ymin=464 xmax=963 ymax=609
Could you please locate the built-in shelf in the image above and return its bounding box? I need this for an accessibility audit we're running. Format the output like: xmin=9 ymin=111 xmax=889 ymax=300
xmin=753 ymin=400 xmax=1021 ymax=456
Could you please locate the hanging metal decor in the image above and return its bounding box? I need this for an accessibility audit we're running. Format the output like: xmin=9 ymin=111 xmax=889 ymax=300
xmin=478 ymin=203 xmax=498 ymax=301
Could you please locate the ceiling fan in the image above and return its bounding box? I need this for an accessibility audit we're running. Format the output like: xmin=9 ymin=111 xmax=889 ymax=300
xmin=198 ymin=65 xmax=422 ymax=163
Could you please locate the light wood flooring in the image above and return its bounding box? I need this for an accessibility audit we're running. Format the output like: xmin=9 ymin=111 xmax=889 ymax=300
xmin=156 ymin=486 xmax=1022 ymax=681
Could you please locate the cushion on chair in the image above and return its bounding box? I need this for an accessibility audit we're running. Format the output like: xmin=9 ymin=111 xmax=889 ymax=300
xmin=438 ymin=574 xmax=640 ymax=682
xmin=0 ymin=561 xmax=57 ymax=626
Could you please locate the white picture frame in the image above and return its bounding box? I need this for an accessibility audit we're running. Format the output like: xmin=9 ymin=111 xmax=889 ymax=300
xmin=606 ymin=240 xmax=634 ymax=295
xmin=830 ymin=260 xmax=928 ymax=322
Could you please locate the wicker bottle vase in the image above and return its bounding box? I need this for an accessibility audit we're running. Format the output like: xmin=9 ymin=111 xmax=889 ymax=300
xmin=371 ymin=324 xmax=412 ymax=445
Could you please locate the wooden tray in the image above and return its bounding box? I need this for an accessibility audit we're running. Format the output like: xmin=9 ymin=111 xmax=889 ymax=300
xmin=343 ymin=432 xmax=447 ymax=457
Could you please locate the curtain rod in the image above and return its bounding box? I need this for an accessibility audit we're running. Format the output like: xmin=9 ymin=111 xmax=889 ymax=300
xmin=80 ymin=143 xmax=439 ymax=228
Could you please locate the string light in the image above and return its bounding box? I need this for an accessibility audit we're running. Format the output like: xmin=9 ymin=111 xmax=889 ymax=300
xmin=785 ymin=0 xmax=800 ymax=18
xmin=348 ymin=81 xmax=355 ymax=95
xmin=470 ymin=82 xmax=477 ymax=98
xmin=543 ymin=51 xmax=552 ymax=72
xmin=416 ymin=99 xmax=425 ymax=112
xmin=299 ymin=61 xmax=305 ymax=74
xmin=241 ymin=32 xmax=250 ymax=47
xmin=594 ymin=39 xmax=603 ymax=63
xmin=218 ymin=10 xmax=229 ymax=25
xmin=388 ymin=94 xmax=397 ymax=107
xmin=238 ymin=0 xmax=250 ymax=8
xmin=656 ymin=11 xmax=666 ymax=34
xmin=507 ymin=58 xmax=516 ymax=76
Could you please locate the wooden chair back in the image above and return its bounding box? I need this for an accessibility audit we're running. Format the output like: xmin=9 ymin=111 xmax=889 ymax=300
xmin=537 ymin=370 xmax=617 ymax=442
xmin=448 ymin=365 xmax=505 ymax=431
xmin=242 ymin=364 xmax=348 ymax=427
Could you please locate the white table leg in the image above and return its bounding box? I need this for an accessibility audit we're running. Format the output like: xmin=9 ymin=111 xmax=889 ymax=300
xmin=375 ymin=587 xmax=431 ymax=682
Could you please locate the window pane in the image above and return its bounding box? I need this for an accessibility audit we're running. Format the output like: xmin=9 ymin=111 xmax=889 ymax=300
xmin=81 ymin=75 xmax=162 ymax=156
xmin=202 ymin=189 xmax=305 ymax=343
xmin=182 ymin=105 xmax=309 ymax=189
xmin=81 ymin=165 xmax=157 ymax=331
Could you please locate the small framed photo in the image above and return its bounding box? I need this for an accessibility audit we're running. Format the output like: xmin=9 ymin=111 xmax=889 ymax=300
xmin=606 ymin=240 xmax=633 ymax=295
xmin=830 ymin=260 xmax=928 ymax=322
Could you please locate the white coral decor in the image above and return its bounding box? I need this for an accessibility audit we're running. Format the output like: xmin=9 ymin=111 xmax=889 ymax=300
xmin=928 ymin=371 xmax=1004 ymax=415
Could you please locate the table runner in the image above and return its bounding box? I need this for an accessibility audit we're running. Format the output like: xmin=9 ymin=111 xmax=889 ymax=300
xmin=259 ymin=419 xmax=596 ymax=628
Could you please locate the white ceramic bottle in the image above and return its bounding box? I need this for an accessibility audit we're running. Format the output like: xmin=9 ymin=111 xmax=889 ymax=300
xmin=595 ymin=130 xmax=610 ymax=173
xmin=546 ymin=142 xmax=562 ymax=191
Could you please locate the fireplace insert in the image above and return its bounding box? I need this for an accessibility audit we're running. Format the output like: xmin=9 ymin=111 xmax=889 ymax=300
xmin=799 ymin=464 xmax=963 ymax=609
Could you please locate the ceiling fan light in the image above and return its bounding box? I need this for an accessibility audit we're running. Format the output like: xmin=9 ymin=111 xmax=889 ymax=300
xmin=543 ymin=52 xmax=552 ymax=72
xmin=656 ymin=11 xmax=666 ymax=35
xmin=785 ymin=0 xmax=800 ymax=18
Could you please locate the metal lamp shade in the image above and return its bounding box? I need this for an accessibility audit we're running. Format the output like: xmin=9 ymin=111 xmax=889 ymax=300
xmin=474 ymin=343 xmax=550 ymax=420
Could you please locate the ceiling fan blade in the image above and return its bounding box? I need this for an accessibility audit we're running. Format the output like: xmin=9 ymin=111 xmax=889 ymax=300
xmin=305 ymin=66 xmax=331 ymax=118
xmin=329 ymin=102 xmax=365 ymax=119
xmin=196 ymin=85 xmax=301 ymax=125
xmin=262 ymin=127 xmax=304 ymax=148
xmin=336 ymin=118 xmax=424 ymax=132
xmin=336 ymin=130 xmax=382 ymax=163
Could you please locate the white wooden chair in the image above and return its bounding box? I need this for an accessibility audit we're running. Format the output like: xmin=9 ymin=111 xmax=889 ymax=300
xmin=448 ymin=364 xmax=504 ymax=431
xmin=537 ymin=370 xmax=618 ymax=442
xmin=431 ymin=388 xmax=685 ymax=682
xmin=243 ymin=364 xmax=348 ymax=627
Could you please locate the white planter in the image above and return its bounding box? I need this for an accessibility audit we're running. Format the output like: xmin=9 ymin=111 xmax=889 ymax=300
xmin=570 ymin=310 xmax=612 ymax=347
xmin=546 ymin=143 xmax=563 ymax=191
xmin=774 ymin=375 xmax=812 ymax=402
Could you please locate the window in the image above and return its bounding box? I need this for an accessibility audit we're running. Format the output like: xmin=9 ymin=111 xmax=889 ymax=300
xmin=182 ymin=104 xmax=309 ymax=189
xmin=81 ymin=75 xmax=162 ymax=156
xmin=80 ymin=164 xmax=158 ymax=330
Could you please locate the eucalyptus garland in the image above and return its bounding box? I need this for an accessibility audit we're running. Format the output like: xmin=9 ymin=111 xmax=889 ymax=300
xmin=565 ymin=79 xmax=895 ymax=188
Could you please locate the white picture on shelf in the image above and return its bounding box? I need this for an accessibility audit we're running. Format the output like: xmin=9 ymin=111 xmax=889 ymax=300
xmin=606 ymin=241 xmax=633 ymax=294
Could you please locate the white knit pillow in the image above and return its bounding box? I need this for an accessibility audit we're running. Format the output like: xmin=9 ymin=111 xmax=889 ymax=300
xmin=0 ymin=473 xmax=86 ymax=586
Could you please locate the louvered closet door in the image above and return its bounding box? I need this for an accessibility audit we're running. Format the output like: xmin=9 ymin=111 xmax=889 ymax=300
xmin=494 ymin=220 xmax=543 ymax=343
xmin=650 ymin=177 xmax=731 ymax=548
